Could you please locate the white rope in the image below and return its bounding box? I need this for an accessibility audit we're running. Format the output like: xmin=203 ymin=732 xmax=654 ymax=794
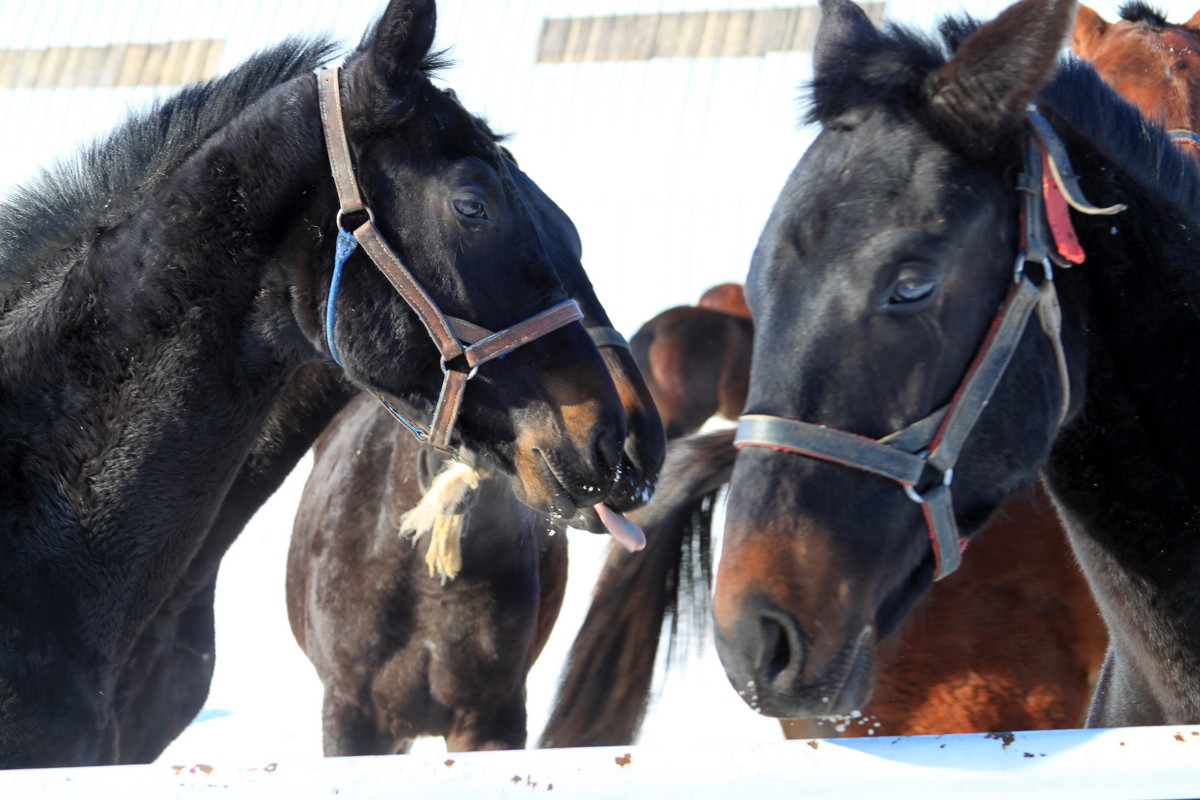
xmin=398 ymin=458 xmax=490 ymax=583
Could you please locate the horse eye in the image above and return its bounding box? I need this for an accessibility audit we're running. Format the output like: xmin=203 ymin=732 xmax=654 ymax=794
xmin=889 ymin=277 xmax=937 ymax=305
xmin=453 ymin=199 xmax=488 ymax=220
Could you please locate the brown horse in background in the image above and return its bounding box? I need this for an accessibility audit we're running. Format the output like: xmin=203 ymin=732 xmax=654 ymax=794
xmin=541 ymin=283 xmax=1106 ymax=746
xmin=630 ymin=301 xmax=752 ymax=439
xmin=1073 ymin=2 xmax=1200 ymax=157
xmin=697 ymin=282 xmax=752 ymax=318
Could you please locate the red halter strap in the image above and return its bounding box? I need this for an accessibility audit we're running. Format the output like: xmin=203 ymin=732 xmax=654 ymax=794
xmin=317 ymin=67 xmax=584 ymax=453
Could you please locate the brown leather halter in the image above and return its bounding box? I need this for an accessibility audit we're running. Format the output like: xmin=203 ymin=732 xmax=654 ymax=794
xmin=734 ymin=108 xmax=1124 ymax=581
xmin=318 ymin=67 xmax=588 ymax=453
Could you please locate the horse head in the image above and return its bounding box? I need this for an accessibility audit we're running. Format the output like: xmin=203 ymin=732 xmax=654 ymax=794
xmin=1073 ymin=1 xmax=1200 ymax=146
xmin=305 ymin=0 xmax=631 ymax=519
xmin=714 ymin=0 xmax=1086 ymax=718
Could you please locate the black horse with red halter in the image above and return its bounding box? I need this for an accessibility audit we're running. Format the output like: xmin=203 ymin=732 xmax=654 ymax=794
xmin=318 ymin=67 xmax=586 ymax=453
xmin=735 ymin=107 xmax=1124 ymax=580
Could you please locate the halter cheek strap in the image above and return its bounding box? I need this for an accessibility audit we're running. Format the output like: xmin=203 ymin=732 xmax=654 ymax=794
xmin=317 ymin=67 xmax=585 ymax=453
xmin=734 ymin=108 xmax=1125 ymax=582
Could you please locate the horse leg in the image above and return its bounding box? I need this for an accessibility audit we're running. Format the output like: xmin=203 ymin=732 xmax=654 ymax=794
xmin=445 ymin=689 xmax=529 ymax=752
xmin=113 ymin=578 xmax=217 ymax=764
xmin=321 ymin=687 xmax=395 ymax=757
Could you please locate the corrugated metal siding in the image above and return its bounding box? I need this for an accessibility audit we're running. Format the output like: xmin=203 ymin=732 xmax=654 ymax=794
xmin=536 ymin=5 xmax=884 ymax=62
xmin=0 ymin=40 xmax=224 ymax=88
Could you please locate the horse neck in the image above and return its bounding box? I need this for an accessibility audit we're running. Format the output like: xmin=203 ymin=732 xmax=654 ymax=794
xmin=0 ymin=75 xmax=334 ymax=555
xmin=1045 ymin=160 xmax=1200 ymax=712
xmin=1053 ymin=174 xmax=1200 ymax=515
xmin=66 ymin=77 xmax=328 ymax=394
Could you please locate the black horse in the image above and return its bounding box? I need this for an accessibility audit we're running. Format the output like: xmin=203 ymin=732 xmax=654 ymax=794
xmin=716 ymin=0 xmax=1200 ymax=727
xmin=0 ymin=0 xmax=647 ymax=768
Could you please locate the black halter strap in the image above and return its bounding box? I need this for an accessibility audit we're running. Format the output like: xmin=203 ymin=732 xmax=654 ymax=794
xmin=317 ymin=67 xmax=588 ymax=453
xmin=734 ymin=108 xmax=1124 ymax=581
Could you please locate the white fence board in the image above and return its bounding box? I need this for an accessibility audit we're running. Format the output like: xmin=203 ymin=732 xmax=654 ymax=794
xmin=3 ymin=726 xmax=1200 ymax=799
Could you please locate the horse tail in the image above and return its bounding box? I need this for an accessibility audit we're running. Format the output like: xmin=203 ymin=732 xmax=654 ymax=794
xmin=538 ymin=429 xmax=737 ymax=748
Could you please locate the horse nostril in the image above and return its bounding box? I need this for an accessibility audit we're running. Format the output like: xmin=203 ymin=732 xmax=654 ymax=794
xmin=759 ymin=612 xmax=806 ymax=689
xmin=592 ymin=423 xmax=622 ymax=476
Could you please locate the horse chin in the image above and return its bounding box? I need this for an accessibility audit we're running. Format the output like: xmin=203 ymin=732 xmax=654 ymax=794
xmin=873 ymin=552 xmax=937 ymax=641
xmin=565 ymin=505 xmax=606 ymax=533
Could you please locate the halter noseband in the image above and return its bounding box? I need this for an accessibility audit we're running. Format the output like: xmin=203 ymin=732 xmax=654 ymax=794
xmin=318 ymin=67 xmax=594 ymax=453
xmin=734 ymin=107 xmax=1124 ymax=581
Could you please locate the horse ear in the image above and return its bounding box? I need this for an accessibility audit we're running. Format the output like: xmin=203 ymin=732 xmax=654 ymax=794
xmin=1185 ymin=8 xmax=1200 ymax=32
xmin=926 ymin=0 xmax=1076 ymax=153
xmin=1071 ymin=4 xmax=1108 ymax=56
xmin=813 ymin=0 xmax=882 ymax=82
xmin=368 ymin=0 xmax=437 ymax=90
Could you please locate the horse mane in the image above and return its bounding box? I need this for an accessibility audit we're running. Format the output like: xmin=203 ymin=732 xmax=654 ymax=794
xmin=1118 ymin=1 xmax=1169 ymax=28
xmin=808 ymin=13 xmax=1200 ymax=224
xmin=0 ymin=36 xmax=340 ymax=298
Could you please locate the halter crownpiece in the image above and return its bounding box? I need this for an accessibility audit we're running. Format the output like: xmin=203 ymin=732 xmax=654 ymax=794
xmin=317 ymin=66 xmax=587 ymax=453
xmin=734 ymin=107 xmax=1124 ymax=581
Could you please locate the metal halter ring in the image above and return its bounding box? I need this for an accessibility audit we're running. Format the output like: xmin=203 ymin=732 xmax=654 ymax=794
xmin=903 ymin=467 xmax=954 ymax=504
xmin=336 ymin=206 xmax=374 ymax=230
xmin=441 ymin=356 xmax=480 ymax=381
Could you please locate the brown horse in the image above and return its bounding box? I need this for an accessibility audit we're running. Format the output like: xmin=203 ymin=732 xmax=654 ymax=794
xmin=541 ymin=292 xmax=1106 ymax=746
xmin=1073 ymin=2 xmax=1200 ymax=157
xmin=697 ymin=282 xmax=752 ymax=318
xmin=630 ymin=299 xmax=752 ymax=439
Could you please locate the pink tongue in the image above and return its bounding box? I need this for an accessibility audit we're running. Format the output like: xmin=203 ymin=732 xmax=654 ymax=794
xmin=594 ymin=503 xmax=646 ymax=552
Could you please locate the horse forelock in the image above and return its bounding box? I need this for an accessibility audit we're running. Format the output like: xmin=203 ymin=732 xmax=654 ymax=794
xmin=806 ymin=21 xmax=948 ymax=127
xmin=1118 ymin=1 xmax=1169 ymax=29
xmin=0 ymin=35 xmax=340 ymax=300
